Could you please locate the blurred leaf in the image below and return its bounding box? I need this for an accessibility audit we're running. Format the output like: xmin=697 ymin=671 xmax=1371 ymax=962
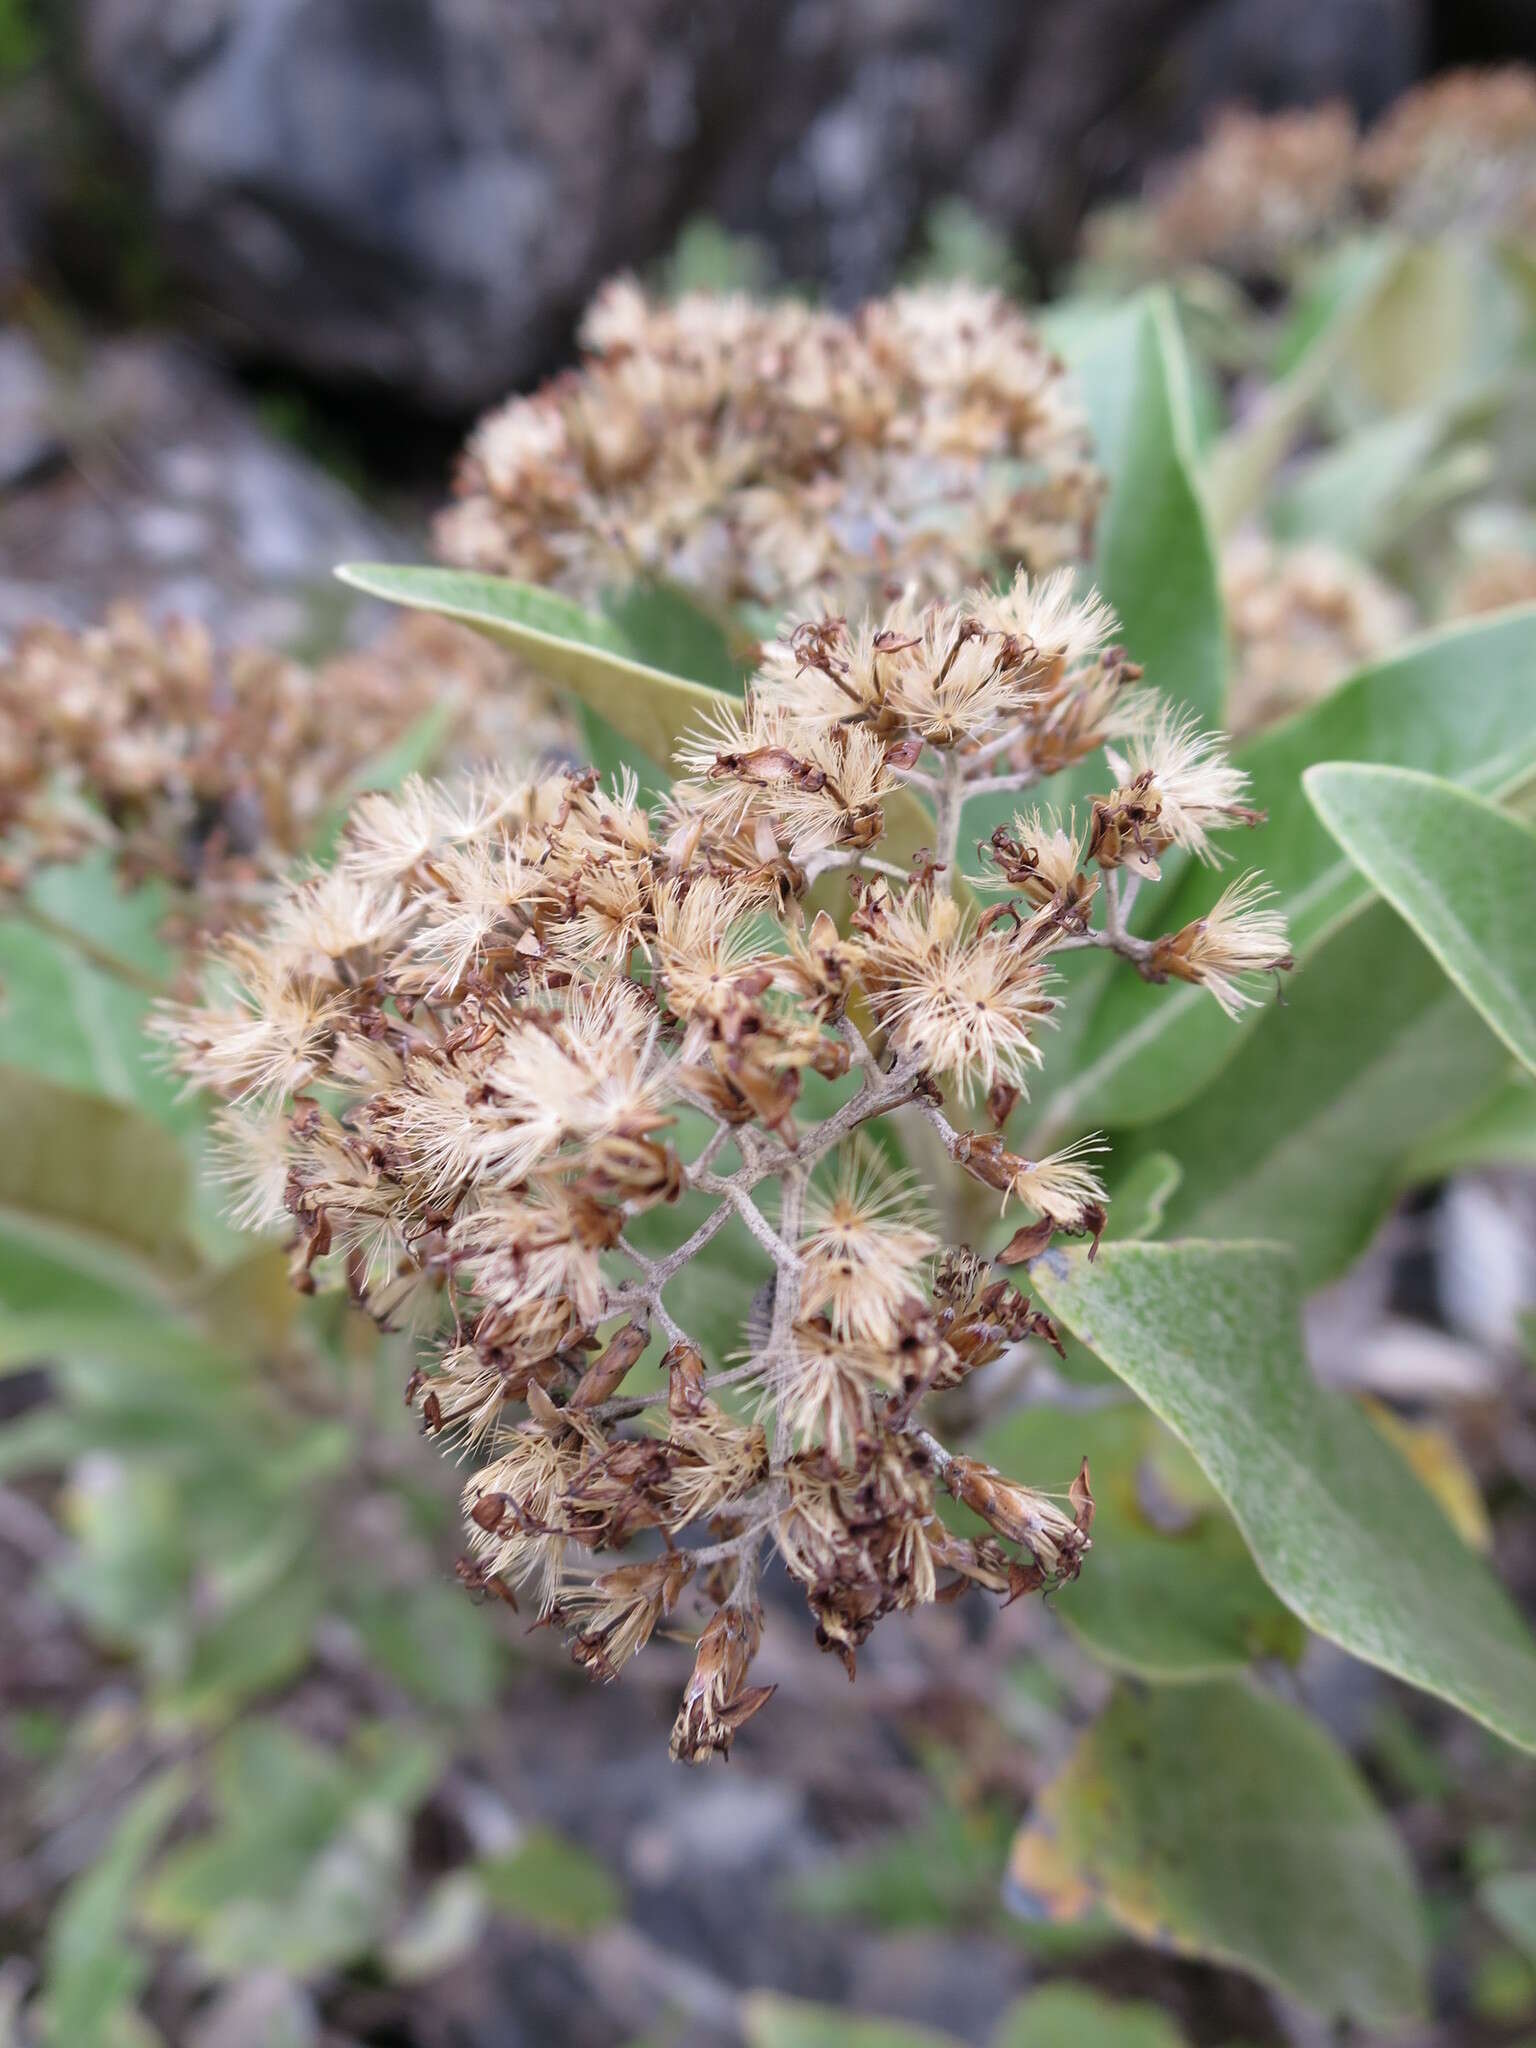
xmin=1008 ymin=1682 xmax=1427 ymax=2024
xmin=1039 ymin=603 xmax=1536 ymax=1138
xmin=742 ymin=1995 xmax=963 ymax=2048
xmin=184 ymin=1247 xmax=297 ymax=1357
xmin=1483 ymin=1872 xmax=1536 ymax=1968
xmin=1206 ymin=236 xmax=1405 ymax=535
xmin=908 ymin=199 xmax=1029 ymax=296
xmin=658 ymin=216 xmax=776 ymax=297
xmin=348 ymin=1582 xmax=505 ymax=1712
xmin=0 ymin=1074 xmax=202 ymax=1327
xmin=1345 ymin=238 xmax=1530 ymax=413
xmin=310 ymin=700 xmax=461 ymax=860
xmin=1400 ymin=1068 xmax=1536 ymax=1181
xmin=1106 ymin=1152 xmax=1181 ymax=1242
xmin=336 ymin=563 xmax=939 ymax=865
xmin=478 ymin=1826 xmax=624 ymax=1935
xmin=164 ymin=1571 xmax=324 ymax=1722
xmin=335 ymin=565 xmax=725 ymax=779
xmin=1054 ymin=290 xmax=1225 ymax=725
xmin=41 ymin=1766 xmax=187 ymax=2048
xmin=1362 ymin=1401 xmax=1491 ymax=1552
xmin=791 ymin=1799 xmax=1015 ymax=1932
xmin=992 ymin=1984 xmax=1188 ymax=2048
xmin=1109 ymin=901 xmax=1511 ymax=1284
xmin=1030 ymin=1241 xmax=1536 ymax=1749
xmin=0 ymin=860 xmax=197 ymax=1153
xmin=603 ymin=580 xmax=747 ymax=694
xmin=385 ymin=1872 xmax=488 ymax=1985
xmin=1271 ymin=406 xmax=1446 ymax=556
xmin=1306 ymin=764 xmax=1536 ymax=1075
xmin=143 ymin=1722 xmax=436 ymax=1979
xmin=981 ymin=1403 xmax=1303 ymax=1681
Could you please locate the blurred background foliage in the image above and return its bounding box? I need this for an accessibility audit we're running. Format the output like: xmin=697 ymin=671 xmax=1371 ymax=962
xmin=1 ymin=5 xmax=1536 ymax=2047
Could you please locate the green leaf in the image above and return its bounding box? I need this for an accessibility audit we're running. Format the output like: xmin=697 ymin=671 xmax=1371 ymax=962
xmin=42 ymin=1766 xmax=188 ymax=2048
xmin=1007 ymin=1681 xmax=1426 ymax=2025
xmin=1055 ymin=290 xmax=1225 ymax=726
xmin=335 ymin=564 xmax=726 ymax=778
xmin=981 ymin=1403 xmax=1303 ymax=1681
xmin=1029 ymin=1241 xmax=1536 ymax=1750
xmin=742 ymin=1994 xmax=963 ymax=2048
xmin=790 ymin=1798 xmax=1015 ymax=1933
xmin=1305 ymin=764 xmax=1536 ymax=1075
xmin=1270 ymin=406 xmax=1446 ymax=557
xmin=1482 ymin=1872 xmax=1536 ymax=1969
xmin=334 ymin=562 xmax=940 ymax=871
xmin=992 ymin=1984 xmax=1188 ymax=2048
xmin=1109 ymin=901 xmax=1512 ymax=1284
xmin=1106 ymin=1152 xmax=1181 ymax=1242
xmin=1399 ymin=1068 xmax=1536 ymax=1182
xmin=1206 ymin=236 xmax=1405 ymax=536
xmin=143 ymin=1722 xmax=436 ymax=1977
xmin=1037 ymin=603 xmax=1536 ymax=1138
xmin=0 ymin=1067 xmax=196 ymax=1314
xmin=478 ymin=1827 xmax=623 ymax=1936
xmin=348 ymin=1582 xmax=505 ymax=1713
xmin=1343 ymin=237 xmax=1531 ymax=413
xmin=602 ymin=579 xmax=748 ymax=694
xmin=310 ymin=700 xmax=461 ymax=860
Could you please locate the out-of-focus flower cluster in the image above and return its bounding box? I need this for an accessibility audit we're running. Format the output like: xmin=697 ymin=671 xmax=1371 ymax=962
xmin=166 ymin=569 xmax=1289 ymax=1762
xmin=1222 ymin=534 xmax=1415 ymax=738
xmin=436 ymin=279 xmax=1103 ymax=616
xmin=1083 ymin=66 xmax=1536 ymax=282
xmin=0 ymin=608 xmax=569 ymax=931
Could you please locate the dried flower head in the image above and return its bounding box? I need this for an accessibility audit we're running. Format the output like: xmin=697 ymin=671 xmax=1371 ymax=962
xmin=166 ymin=568 xmax=1287 ymax=1759
xmin=1082 ymin=67 xmax=1536 ymax=283
xmin=437 ymin=279 xmax=1103 ymax=616
xmin=1222 ymin=535 xmax=1413 ymax=738
xmin=1358 ymin=66 xmax=1536 ymax=238
xmin=0 ymin=607 xmax=570 ymax=931
xmin=1140 ymin=102 xmax=1360 ymax=277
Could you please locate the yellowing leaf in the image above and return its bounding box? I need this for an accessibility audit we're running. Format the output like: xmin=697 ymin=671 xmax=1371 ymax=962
xmin=1362 ymin=1401 xmax=1492 ymax=1552
xmin=1008 ymin=1682 xmax=1427 ymax=2025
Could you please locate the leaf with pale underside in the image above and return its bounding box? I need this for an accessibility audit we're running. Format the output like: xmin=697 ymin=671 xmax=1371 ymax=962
xmin=333 ymin=562 xmax=941 ymax=875
xmin=1305 ymin=762 xmax=1536 ymax=1076
xmin=1029 ymin=1240 xmax=1536 ymax=1751
xmin=1008 ymin=1681 xmax=1427 ymax=2025
xmin=335 ymin=564 xmax=724 ymax=774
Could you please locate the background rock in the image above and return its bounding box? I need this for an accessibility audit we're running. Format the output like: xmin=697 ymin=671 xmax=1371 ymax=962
xmin=0 ymin=331 xmax=403 ymax=646
xmin=69 ymin=0 xmax=1442 ymax=413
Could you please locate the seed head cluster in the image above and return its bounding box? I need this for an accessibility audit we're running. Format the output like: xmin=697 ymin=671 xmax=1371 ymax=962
xmin=166 ymin=569 xmax=1289 ymax=1762
xmin=1084 ymin=66 xmax=1536 ymax=281
xmin=436 ymin=279 xmax=1102 ymax=616
xmin=1222 ymin=535 xmax=1413 ymax=739
xmin=0 ymin=608 xmax=567 ymax=928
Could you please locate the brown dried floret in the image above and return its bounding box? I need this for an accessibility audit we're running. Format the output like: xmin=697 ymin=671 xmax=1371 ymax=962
xmin=437 ymin=279 xmax=1102 ymax=615
xmin=165 ymin=568 xmax=1286 ymax=1759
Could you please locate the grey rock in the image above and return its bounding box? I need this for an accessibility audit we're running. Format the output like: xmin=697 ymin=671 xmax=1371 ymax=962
xmin=185 ymin=1972 xmax=321 ymax=2048
xmin=0 ymin=330 xmax=59 ymax=489
xmin=73 ymin=0 xmax=1429 ymax=410
xmin=0 ymin=331 xmax=405 ymax=647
